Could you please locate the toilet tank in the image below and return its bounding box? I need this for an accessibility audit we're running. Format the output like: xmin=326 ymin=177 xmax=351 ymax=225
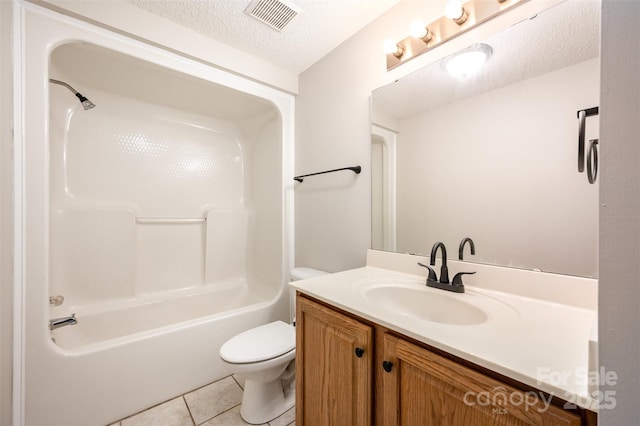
xmin=290 ymin=267 xmax=327 ymax=281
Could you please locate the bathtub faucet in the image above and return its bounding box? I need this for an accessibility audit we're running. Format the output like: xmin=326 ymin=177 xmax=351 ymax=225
xmin=49 ymin=314 xmax=77 ymax=331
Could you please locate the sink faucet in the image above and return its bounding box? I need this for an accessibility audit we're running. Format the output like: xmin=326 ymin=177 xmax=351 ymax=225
xmin=416 ymin=242 xmax=475 ymax=293
xmin=430 ymin=242 xmax=449 ymax=284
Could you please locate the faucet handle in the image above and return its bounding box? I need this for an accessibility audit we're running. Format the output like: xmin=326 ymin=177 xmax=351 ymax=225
xmin=417 ymin=262 xmax=438 ymax=282
xmin=452 ymin=271 xmax=476 ymax=286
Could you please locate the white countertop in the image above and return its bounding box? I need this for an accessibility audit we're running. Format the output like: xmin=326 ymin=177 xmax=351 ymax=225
xmin=290 ymin=251 xmax=598 ymax=412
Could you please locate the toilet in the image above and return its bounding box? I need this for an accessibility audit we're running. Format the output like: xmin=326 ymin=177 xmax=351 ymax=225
xmin=219 ymin=267 xmax=327 ymax=424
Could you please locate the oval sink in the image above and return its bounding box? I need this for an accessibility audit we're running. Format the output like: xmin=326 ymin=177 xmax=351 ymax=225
xmin=365 ymin=285 xmax=488 ymax=325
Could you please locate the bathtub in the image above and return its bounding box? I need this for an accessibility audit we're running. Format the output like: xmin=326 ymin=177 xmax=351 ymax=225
xmin=18 ymin=6 xmax=294 ymax=426
xmin=51 ymin=281 xmax=275 ymax=350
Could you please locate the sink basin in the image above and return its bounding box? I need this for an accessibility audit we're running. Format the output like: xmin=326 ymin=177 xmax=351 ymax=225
xmin=364 ymin=285 xmax=488 ymax=325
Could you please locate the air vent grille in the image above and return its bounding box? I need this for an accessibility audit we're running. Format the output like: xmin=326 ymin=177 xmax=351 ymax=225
xmin=245 ymin=0 xmax=300 ymax=32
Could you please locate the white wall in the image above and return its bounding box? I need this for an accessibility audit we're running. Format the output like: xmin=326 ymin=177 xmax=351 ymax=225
xmin=599 ymin=0 xmax=640 ymax=424
xmin=295 ymin=0 xmax=565 ymax=272
xmin=0 ymin=1 xmax=14 ymax=424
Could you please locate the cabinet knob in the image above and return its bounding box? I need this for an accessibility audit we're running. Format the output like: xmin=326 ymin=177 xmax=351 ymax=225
xmin=382 ymin=360 xmax=394 ymax=373
xmin=355 ymin=347 xmax=365 ymax=358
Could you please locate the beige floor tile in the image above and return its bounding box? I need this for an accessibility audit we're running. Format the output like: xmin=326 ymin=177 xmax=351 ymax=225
xmin=200 ymin=405 xmax=265 ymax=426
xmin=184 ymin=376 xmax=243 ymax=425
xmin=121 ymin=397 xmax=193 ymax=426
xmin=268 ymin=407 xmax=295 ymax=426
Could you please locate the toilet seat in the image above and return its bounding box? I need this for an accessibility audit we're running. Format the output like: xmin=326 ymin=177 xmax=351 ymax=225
xmin=220 ymin=320 xmax=295 ymax=364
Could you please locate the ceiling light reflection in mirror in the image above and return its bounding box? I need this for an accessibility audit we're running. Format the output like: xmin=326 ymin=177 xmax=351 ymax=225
xmin=443 ymin=43 xmax=493 ymax=78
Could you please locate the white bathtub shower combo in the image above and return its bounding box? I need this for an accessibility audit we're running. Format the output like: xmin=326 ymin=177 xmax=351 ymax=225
xmin=16 ymin=5 xmax=294 ymax=425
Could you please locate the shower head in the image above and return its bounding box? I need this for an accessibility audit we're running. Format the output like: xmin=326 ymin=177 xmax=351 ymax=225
xmin=49 ymin=78 xmax=96 ymax=110
xmin=76 ymin=93 xmax=96 ymax=110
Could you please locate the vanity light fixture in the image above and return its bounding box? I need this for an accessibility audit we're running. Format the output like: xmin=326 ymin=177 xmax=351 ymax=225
xmin=384 ymin=0 xmax=527 ymax=71
xmin=442 ymin=43 xmax=493 ymax=78
xmin=445 ymin=0 xmax=469 ymax=25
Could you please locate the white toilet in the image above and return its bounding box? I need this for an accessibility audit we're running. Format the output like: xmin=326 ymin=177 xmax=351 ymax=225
xmin=219 ymin=267 xmax=327 ymax=424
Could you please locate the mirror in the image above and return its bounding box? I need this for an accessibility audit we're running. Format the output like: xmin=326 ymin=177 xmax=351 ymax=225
xmin=371 ymin=0 xmax=600 ymax=278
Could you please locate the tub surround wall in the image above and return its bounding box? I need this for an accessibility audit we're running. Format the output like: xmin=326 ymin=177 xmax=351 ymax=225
xmin=49 ymin=42 xmax=282 ymax=320
xmin=48 ymin=95 xmax=276 ymax=305
xmin=18 ymin=5 xmax=294 ymax=425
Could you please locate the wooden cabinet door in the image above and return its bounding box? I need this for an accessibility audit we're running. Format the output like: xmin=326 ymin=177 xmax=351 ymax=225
xmin=379 ymin=333 xmax=581 ymax=426
xmin=296 ymin=295 xmax=373 ymax=426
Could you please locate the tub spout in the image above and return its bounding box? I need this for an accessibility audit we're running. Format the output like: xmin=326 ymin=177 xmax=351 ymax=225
xmin=49 ymin=314 xmax=77 ymax=330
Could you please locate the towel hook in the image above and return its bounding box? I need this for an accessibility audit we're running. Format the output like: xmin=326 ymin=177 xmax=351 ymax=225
xmin=577 ymin=107 xmax=599 ymax=183
xmin=577 ymin=110 xmax=586 ymax=173
xmin=587 ymin=139 xmax=598 ymax=184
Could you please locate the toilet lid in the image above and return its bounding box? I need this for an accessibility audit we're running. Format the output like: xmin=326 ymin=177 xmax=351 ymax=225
xmin=220 ymin=320 xmax=295 ymax=364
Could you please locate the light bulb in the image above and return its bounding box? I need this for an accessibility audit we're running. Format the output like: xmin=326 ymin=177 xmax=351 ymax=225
xmin=383 ymin=39 xmax=404 ymax=58
xmin=409 ymin=21 xmax=427 ymax=39
xmin=445 ymin=0 xmax=464 ymax=19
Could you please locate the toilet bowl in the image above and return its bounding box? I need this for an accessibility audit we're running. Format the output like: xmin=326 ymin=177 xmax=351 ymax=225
xmin=220 ymin=321 xmax=296 ymax=424
xmin=219 ymin=267 xmax=327 ymax=424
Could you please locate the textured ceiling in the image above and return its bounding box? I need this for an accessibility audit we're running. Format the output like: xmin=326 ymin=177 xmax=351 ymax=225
xmin=373 ymin=0 xmax=601 ymax=118
xmin=127 ymin=0 xmax=401 ymax=75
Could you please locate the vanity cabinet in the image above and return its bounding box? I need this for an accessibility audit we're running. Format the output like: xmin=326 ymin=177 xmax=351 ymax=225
xmin=295 ymin=295 xmax=373 ymax=426
xmin=296 ymin=293 xmax=589 ymax=426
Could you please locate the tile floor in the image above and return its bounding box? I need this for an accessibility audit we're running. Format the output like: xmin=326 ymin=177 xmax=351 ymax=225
xmin=108 ymin=376 xmax=295 ymax=426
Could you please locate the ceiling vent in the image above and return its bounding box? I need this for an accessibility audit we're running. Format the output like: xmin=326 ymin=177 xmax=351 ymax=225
xmin=245 ymin=0 xmax=300 ymax=32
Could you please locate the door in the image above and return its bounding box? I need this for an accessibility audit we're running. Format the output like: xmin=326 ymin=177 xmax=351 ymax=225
xmin=379 ymin=333 xmax=581 ymax=426
xmin=296 ymin=295 xmax=373 ymax=426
